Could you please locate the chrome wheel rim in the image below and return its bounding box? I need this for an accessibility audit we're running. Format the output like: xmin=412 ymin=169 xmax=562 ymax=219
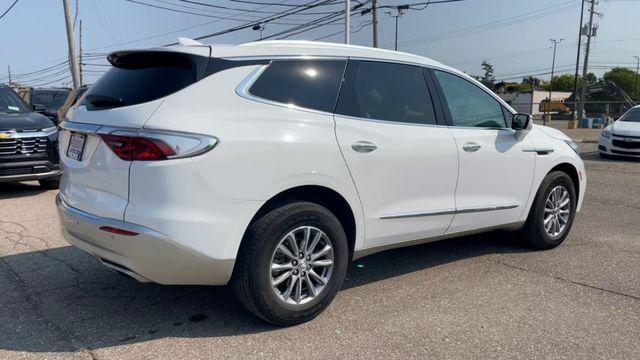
xmin=543 ymin=185 xmax=571 ymax=238
xmin=269 ymin=226 xmax=334 ymax=305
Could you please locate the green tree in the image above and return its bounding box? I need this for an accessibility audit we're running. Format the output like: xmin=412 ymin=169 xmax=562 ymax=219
xmin=543 ymin=74 xmax=576 ymax=92
xmin=603 ymin=67 xmax=638 ymax=99
xmin=520 ymin=76 xmax=542 ymax=92
xmin=480 ymin=61 xmax=496 ymax=89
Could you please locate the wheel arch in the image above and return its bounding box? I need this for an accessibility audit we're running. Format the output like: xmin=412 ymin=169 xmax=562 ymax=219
xmin=237 ymin=185 xmax=358 ymax=262
xmin=548 ymin=162 xmax=580 ymax=200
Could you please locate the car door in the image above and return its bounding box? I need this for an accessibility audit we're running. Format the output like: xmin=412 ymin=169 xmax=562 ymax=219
xmin=334 ymin=60 xmax=459 ymax=249
xmin=429 ymin=69 xmax=536 ymax=233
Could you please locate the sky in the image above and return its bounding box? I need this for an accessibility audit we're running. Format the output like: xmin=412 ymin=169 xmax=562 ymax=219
xmin=1 ymin=0 xmax=639 ymax=88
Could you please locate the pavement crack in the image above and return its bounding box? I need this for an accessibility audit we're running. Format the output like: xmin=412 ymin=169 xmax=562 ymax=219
xmin=490 ymin=256 xmax=640 ymax=302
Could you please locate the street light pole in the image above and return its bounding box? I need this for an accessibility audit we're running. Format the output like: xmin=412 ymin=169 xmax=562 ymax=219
xmin=547 ymin=39 xmax=563 ymax=121
xmin=634 ymin=56 xmax=639 ymax=102
xmin=387 ymin=5 xmax=408 ymax=51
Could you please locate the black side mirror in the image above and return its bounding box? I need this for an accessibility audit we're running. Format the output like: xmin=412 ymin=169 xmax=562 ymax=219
xmin=32 ymin=104 xmax=46 ymax=113
xmin=512 ymin=113 xmax=531 ymax=131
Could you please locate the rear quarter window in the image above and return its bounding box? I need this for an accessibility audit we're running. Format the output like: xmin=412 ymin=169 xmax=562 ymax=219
xmin=248 ymin=59 xmax=347 ymax=113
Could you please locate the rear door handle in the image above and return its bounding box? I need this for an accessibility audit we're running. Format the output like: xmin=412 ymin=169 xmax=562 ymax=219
xmin=351 ymin=141 xmax=378 ymax=153
xmin=463 ymin=142 xmax=481 ymax=152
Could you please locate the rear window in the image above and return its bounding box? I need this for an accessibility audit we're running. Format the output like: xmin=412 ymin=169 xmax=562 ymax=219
xmin=80 ymin=52 xmax=204 ymax=110
xmin=249 ymin=59 xmax=346 ymax=113
xmin=32 ymin=89 xmax=70 ymax=111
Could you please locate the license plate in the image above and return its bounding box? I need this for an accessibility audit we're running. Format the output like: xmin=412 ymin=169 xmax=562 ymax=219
xmin=66 ymin=133 xmax=86 ymax=161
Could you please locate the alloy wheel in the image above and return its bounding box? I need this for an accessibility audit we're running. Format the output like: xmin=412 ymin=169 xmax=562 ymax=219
xmin=269 ymin=226 xmax=334 ymax=305
xmin=543 ymin=185 xmax=571 ymax=238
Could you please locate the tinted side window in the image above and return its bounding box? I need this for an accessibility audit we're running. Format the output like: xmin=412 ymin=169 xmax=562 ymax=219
xmin=433 ymin=70 xmax=506 ymax=128
xmin=335 ymin=61 xmax=437 ymax=125
xmin=249 ymin=59 xmax=346 ymax=113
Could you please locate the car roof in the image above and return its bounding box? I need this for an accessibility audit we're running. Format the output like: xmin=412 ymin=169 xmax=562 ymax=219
xmin=115 ymin=40 xmax=455 ymax=72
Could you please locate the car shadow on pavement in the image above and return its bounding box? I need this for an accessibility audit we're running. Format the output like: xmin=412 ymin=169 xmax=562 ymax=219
xmin=0 ymin=182 xmax=47 ymax=200
xmin=0 ymin=231 xmax=528 ymax=354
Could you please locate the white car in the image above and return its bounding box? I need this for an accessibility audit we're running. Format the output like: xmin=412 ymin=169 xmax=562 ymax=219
xmin=598 ymin=105 xmax=640 ymax=158
xmin=57 ymin=40 xmax=586 ymax=325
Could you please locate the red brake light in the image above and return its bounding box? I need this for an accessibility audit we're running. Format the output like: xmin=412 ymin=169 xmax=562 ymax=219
xmin=99 ymin=134 xmax=176 ymax=161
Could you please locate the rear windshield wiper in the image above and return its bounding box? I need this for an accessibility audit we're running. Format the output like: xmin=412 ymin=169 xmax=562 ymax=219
xmin=85 ymin=94 xmax=125 ymax=108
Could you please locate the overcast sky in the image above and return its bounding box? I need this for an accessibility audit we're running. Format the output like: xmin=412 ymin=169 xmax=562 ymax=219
xmin=1 ymin=0 xmax=639 ymax=87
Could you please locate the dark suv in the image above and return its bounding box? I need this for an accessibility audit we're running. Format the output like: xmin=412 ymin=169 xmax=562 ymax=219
xmin=0 ymin=84 xmax=61 ymax=188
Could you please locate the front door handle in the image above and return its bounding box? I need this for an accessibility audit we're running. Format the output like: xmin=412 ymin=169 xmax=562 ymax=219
xmin=463 ymin=142 xmax=481 ymax=152
xmin=351 ymin=141 xmax=378 ymax=153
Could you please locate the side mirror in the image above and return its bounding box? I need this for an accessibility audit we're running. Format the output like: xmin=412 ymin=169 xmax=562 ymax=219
xmin=32 ymin=104 xmax=46 ymax=113
xmin=512 ymin=113 xmax=532 ymax=131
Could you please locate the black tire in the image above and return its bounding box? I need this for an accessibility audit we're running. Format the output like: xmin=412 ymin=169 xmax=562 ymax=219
xmin=521 ymin=171 xmax=577 ymax=250
xmin=232 ymin=202 xmax=349 ymax=326
xmin=38 ymin=176 xmax=60 ymax=189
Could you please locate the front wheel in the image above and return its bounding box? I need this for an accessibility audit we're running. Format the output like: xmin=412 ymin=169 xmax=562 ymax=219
xmin=521 ymin=171 xmax=577 ymax=250
xmin=232 ymin=202 xmax=349 ymax=326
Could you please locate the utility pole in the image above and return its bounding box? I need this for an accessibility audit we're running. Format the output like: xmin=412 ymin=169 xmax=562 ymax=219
xmin=571 ymin=0 xmax=586 ymax=121
xmin=371 ymin=0 xmax=378 ymax=47
xmin=546 ymin=39 xmax=563 ymax=122
xmin=634 ymin=56 xmax=639 ymax=102
xmin=62 ymin=0 xmax=81 ymax=89
xmin=577 ymin=0 xmax=597 ymax=120
xmin=7 ymin=65 xmax=11 ymax=86
xmin=79 ymin=20 xmax=83 ymax=86
xmin=345 ymin=0 xmax=351 ymax=44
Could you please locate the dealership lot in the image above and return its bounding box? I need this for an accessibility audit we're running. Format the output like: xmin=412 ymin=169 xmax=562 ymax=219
xmin=0 ymin=143 xmax=639 ymax=359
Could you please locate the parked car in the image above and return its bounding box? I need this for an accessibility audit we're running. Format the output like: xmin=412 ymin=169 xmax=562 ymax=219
xmin=18 ymin=87 xmax=71 ymax=124
xmin=57 ymin=85 xmax=89 ymax=122
xmin=598 ymin=105 xmax=640 ymax=158
xmin=0 ymin=84 xmax=61 ymax=188
xmin=56 ymin=41 xmax=586 ymax=326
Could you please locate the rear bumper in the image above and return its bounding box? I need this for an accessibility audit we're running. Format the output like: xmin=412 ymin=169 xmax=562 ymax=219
xmin=0 ymin=161 xmax=61 ymax=182
xmin=56 ymin=193 xmax=235 ymax=285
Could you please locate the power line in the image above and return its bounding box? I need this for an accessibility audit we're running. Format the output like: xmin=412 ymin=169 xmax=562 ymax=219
xmin=0 ymin=0 xmax=19 ymax=20
xmin=166 ymin=0 xmax=339 ymax=44
xmin=395 ymin=0 xmax=578 ymax=46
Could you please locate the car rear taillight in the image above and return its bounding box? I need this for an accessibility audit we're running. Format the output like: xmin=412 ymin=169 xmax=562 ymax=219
xmin=99 ymin=134 xmax=176 ymax=161
xmin=98 ymin=129 xmax=218 ymax=161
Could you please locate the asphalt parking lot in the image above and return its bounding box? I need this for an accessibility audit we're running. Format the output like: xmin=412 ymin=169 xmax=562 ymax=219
xmin=1 ymin=142 xmax=639 ymax=359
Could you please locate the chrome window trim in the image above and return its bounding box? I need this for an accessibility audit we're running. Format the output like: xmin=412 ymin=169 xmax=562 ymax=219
xmin=380 ymin=204 xmax=519 ymax=219
xmin=233 ymin=56 xmax=516 ymax=130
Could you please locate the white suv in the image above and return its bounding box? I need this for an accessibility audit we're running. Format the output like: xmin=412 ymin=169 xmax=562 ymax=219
xmin=57 ymin=40 xmax=586 ymax=325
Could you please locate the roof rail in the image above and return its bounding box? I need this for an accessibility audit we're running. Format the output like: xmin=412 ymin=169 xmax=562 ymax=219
xmin=178 ymin=37 xmax=204 ymax=46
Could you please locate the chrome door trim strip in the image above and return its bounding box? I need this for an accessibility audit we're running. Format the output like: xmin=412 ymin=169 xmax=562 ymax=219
xmin=380 ymin=208 xmax=457 ymax=219
xmin=455 ymin=204 xmax=519 ymax=214
xmin=380 ymin=204 xmax=519 ymax=219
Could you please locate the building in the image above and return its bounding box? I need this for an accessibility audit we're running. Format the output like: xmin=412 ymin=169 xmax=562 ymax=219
xmin=498 ymin=90 xmax=572 ymax=116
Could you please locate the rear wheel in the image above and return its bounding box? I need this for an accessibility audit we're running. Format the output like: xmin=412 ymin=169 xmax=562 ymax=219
xmin=232 ymin=202 xmax=348 ymax=326
xmin=38 ymin=176 xmax=60 ymax=189
xmin=521 ymin=171 xmax=577 ymax=249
